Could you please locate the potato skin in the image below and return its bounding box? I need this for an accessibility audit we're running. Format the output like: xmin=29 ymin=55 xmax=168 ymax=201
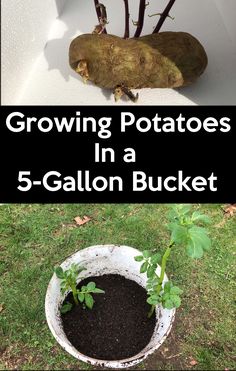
xmin=69 ymin=32 xmax=208 ymax=89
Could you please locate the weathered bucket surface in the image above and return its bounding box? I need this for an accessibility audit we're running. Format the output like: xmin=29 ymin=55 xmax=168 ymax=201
xmin=45 ymin=245 xmax=175 ymax=368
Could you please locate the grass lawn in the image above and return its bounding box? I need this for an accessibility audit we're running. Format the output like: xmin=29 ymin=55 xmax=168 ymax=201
xmin=0 ymin=204 xmax=235 ymax=370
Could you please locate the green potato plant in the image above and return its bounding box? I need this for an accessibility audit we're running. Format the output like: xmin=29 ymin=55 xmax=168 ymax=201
xmin=54 ymin=263 xmax=105 ymax=314
xmin=135 ymin=204 xmax=211 ymax=317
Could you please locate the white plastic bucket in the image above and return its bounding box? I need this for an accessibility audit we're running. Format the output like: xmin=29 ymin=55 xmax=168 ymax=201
xmin=45 ymin=245 xmax=175 ymax=368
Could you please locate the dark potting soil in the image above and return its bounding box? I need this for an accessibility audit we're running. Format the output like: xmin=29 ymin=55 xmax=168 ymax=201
xmin=61 ymin=274 xmax=156 ymax=360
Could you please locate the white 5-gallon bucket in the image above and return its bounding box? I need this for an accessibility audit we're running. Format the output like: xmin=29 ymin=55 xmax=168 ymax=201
xmin=45 ymin=245 xmax=175 ymax=368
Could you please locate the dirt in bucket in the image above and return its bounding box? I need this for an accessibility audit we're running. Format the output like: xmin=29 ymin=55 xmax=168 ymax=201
xmin=61 ymin=274 xmax=156 ymax=360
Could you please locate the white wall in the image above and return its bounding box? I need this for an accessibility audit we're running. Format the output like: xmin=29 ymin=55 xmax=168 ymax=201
xmin=215 ymin=0 xmax=236 ymax=42
xmin=1 ymin=0 xmax=66 ymax=105
xmin=1 ymin=0 xmax=236 ymax=105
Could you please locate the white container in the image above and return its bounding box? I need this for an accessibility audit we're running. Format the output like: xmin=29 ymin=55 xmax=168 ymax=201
xmin=45 ymin=245 xmax=175 ymax=368
xmin=2 ymin=0 xmax=236 ymax=105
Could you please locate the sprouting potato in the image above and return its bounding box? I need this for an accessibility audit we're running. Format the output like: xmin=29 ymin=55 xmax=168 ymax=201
xmin=69 ymin=32 xmax=208 ymax=101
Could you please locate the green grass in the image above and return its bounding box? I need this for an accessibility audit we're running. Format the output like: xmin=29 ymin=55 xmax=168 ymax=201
xmin=0 ymin=204 xmax=235 ymax=370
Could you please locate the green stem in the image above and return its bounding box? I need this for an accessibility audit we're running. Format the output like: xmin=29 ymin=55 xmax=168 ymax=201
xmin=148 ymin=303 xmax=156 ymax=318
xmin=71 ymin=284 xmax=79 ymax=305
xmin=148 ymin=241 xmax=174 ymax=318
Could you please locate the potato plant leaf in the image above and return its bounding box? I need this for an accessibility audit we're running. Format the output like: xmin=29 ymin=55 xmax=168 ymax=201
xmin=54 ymin=266 xmax=65 ymax=279
xmin=77 ymin=292 xmax=84 ymax=303
xmin=163 ymin=295 xmax=181 ymax=309
xmin=140 ymin=261 xmax=148 ymax=273
xmin=162 ymin=282 xmax=182 ymax=309
xmin=191 ymin=211 xmax=211 ymax=224
xmin=134 ymin=255 xmax=144 ymax=262
xmin=147 ymin=294 xmax=160 ymax=306
xmin=60 ymin=302 xmax=73 ymax=314
xmin=187 ymin=226 xmax=211 ymax=259
xmin=170 ymin=224 xmax=188 ymax=244
xmin=150 ymin=253 xmax=161 ymax=264
xmin=177 ymin=204 xmax=192 ymax=215
xmin=87 ymin=281 xmax=96 ymax=291
xmin=93 ymin=288 xmax=105 ymax=294
xmin=143 ymin=250 xmax=151 ymax=258
xmin=169 ymin=286 xmax=182 ymax=295
xmin=85 ymin=293 xmax=94 ymax=309
xmin=168 ymin=204 xmax=192 ymax=220
xmin=147 ymin=276 xmax=159 ymax=286
xmin=147 ymin=265 xmax=156 ymax=278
